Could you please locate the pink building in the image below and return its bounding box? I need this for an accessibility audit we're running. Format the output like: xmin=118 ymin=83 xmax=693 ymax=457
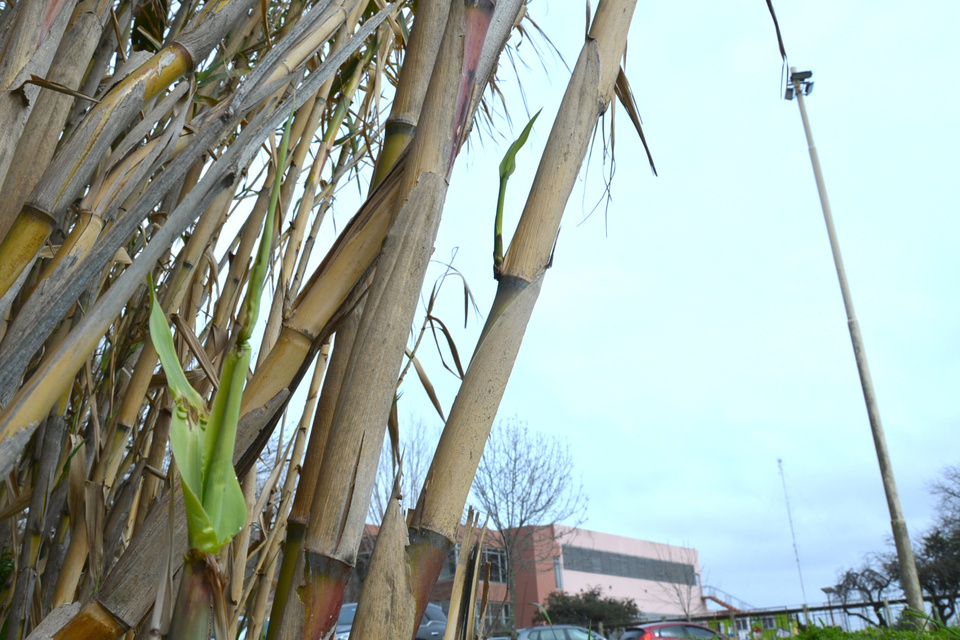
xmin=550 ymin=526 xmax=708 ymax=621
xmin=433 ymin=525 xmax=709 ymax=629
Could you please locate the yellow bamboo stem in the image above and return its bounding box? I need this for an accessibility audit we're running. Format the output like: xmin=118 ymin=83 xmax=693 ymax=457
xmin=399 ymin=0 xmax=639 ymax=625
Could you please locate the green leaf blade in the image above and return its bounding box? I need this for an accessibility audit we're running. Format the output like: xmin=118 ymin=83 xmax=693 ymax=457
xmin=181 ymin=477 xmax=219 ymax=554
xmin=202 ymin=347 xmax=250 ymax=544
xmin=498 ymin=109 xmax=541 ymax=180
xmin=148 ymin=289 xmax=205 ymax=411
xmin=168 ymin=406 xmax=204 ymax=504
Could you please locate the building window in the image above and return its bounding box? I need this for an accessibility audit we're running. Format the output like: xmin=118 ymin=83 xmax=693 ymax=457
xmin=553 ymin=556 xmax=563 ymax=590
xmin=482 ymin=546 xmax=508 ymax=583
xmin=560 ymin=545 xmax=696 ymax=585
xmin=482 ymin=602 xmax=510 ymax=633
xmin=761 ymin=617 xmax=776 ymax=630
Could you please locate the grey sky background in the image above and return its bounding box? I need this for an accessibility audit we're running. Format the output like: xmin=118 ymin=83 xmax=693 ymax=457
xmin=378 ymin=0 xmax=960 ymax=610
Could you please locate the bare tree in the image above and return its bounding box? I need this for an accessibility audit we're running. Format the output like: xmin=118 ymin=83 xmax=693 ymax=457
xmin=472 ymin=417 xmax=588 ymax=636
xmin=650 ymin=543 xmax=706 ymax=620
xmin=833 ymin=557 xmax=897 ymax=627
xmin=369 ymin=417 xmax=440 ymax=524
xmin=931 ymin=465 xmax=960 ymax=525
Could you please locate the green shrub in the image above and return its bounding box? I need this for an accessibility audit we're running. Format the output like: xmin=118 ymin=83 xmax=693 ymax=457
xmin=797 ymin=621 xmax=958 ymax=640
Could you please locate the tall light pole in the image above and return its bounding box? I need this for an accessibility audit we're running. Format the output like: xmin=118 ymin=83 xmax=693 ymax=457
xmin=785 ymin=67 xmax=925 ymax=616
xmin=821 ymin=587 xmax=837 ymax=627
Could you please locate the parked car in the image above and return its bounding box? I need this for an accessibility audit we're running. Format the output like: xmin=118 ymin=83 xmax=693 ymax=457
xmin=335 ymin=601 xmax=447 ymax=640
xmin=415 ymin=602 xmax=448 ymax=639
xmin=515 ymin=625 xmax=608 ymax=640
xmin=621 ymin=622 xmax=726 ymax=640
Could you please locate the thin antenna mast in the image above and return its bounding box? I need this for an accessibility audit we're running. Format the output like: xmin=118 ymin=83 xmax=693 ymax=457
xmin=778 ymin=458 xmax=808 ymax=610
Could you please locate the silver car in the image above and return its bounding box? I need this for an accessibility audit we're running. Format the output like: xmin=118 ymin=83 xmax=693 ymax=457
xmin=514 ymin=625 xmax=608 ymax=640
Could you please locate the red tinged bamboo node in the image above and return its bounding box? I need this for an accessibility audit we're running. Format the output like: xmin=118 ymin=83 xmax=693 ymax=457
xmin=298 ymin=553 xmax=353 ymax=640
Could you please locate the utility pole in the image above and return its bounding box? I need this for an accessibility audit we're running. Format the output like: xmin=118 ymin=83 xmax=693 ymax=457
xmin=785 ymin=67 xmax=925 ymax=616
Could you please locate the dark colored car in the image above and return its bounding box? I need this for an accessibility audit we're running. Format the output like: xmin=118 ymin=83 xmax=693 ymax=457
xmin=515 ymin=625 xmax=608 ymax=640
xmin=335 ymin=602 xmax=447 ymax=640
xmin=415 ymin=602 xmax=448 ymax=640
xmin=622 ymin=622 xmax=726 ymax=640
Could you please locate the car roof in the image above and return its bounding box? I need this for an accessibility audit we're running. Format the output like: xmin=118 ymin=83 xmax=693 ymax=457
xmin=629 ymin=622 xmax=715 ymax=630
xmin=519 ymin=625 xmax=584 ymax=630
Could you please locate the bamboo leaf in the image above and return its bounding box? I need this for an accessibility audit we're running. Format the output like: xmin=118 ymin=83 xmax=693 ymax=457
xmin=428 ymin=315 xmax=465 ymax=379
xmin=498 ymin=109 xmax=541 ymax=182
xmin=179 ymin=472 xmax=216 ymax=553
xmin=614 ymin=66 xmax=657 ymax=176
xmin=168 ymin=404 xmax=204 ymax=522
xmin=149 ymin=286 xmax=206 ymax=503
xmin=22 ymin=74 xmax=100 ymax=103
xmin=148 ymin=286 xmax=205 ymax=411
xmin=151 ymin=284 xmax=245 ymax=552
xmin=494 ymin=110 xmax=540 ymax=275
xmin=202 ymin=348 xmax=250 ymax=548
xmin=406 ymin=350 xmax=445 ymax=421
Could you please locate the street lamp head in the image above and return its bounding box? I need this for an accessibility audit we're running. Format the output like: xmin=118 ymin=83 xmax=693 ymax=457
xmin=785 ymin=69 xmax=814 ymax=101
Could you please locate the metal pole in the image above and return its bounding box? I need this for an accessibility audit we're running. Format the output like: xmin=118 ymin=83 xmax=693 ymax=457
xmin=789 ymin=67 xmax=925 ymax=616
xmin=822 ymin=588 xmax=836 ymax=626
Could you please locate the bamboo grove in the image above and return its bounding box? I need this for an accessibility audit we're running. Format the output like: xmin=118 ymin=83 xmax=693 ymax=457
xmin=0 ymin=0 xmax=644 ymax=638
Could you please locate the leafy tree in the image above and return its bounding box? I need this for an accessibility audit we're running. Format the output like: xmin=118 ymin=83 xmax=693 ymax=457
xmin=535 ymin=586 xmax=640 ymax=630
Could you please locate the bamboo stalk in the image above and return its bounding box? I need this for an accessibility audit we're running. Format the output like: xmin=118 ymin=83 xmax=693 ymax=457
xmin=0 ymin=5 xmax=646 ymax=640
xmin=298 ymin=2 xmax=474 ymax=637
xmin=0 ymin=0 xmax=109 ymax=241
xmin=0 ymin=0 xmax=257 ymax=300
xmin=7 ymin=415 xmax=66 ymax=640
xmin=369 ymin=0 xmax=451 ymax=187
xmin=346 ymin=471 xmax=412 ymax=639
xmin=236 ymin=0 xmax=451 ymax=417
xmin=266 ymin=308 xmax=360 ymax=640
xmin=166 ymin=551 xmax=219 ymax=640
xmin=0 ymin=87 xmax=192 ymax=401
xmin=0 ymin=6 xmax=393 ymax=478
xmin=0 ymin=0 xmax=75 ymax=198
xmin=399 ymin=0 xmax=639 ymax=622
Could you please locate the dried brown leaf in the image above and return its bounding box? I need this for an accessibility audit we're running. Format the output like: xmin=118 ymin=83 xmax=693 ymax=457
xmin=22 ymin=74 xmax=100 ymax=104
xmin=406 ymin=350 xmax=445 ymax=421
xmin=614 ymin=66 xmax=657 ymax=176
xmin=428 ymin=315 xmax=465 ymax=379
xmin=171 ymin=314 xmax=220 ymax=391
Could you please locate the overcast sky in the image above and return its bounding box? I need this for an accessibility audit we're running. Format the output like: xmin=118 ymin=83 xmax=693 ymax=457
xmin=374 ymin=0 xmax=960 ymax=611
